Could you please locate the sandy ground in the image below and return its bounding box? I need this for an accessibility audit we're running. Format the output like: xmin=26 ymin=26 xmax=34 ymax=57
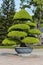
xmin=0 ymin=49 xmax=43 ymax=65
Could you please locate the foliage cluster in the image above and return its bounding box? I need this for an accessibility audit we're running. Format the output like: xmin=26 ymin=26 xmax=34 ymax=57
xmin=2 ymin=9 xmax=41 ymax=47
xmin=14 ymin=9 xmax=32 ymax=20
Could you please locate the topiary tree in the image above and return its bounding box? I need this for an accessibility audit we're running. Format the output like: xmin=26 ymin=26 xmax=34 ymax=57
xmin=13 ymin=9 xmax=32 ymax=24
xmin=2 ymin=9 xmax=41 ymax=47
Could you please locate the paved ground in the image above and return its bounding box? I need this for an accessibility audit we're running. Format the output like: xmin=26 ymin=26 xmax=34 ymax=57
xmin=0 ymin=49 xmax=43 ymax=65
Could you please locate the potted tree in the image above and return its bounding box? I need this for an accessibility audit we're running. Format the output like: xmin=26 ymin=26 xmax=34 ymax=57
xmin=2 ymin=9 xmax=41 ymax=55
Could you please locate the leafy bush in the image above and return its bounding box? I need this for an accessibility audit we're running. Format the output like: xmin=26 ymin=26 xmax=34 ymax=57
xmin=26 ymin=22 xmax=36 ymax=27
xmin=2 ymin=9 xmax=41 ymax=47
xmin=8 ymin=24 xmax=30 ymax=32
xmin=8 ymin=31 xmax=27 ymax=38
xmin=14 ymin=9 xmax=32 ymax=20
xmin=29 ymin=29 xmax=41 ymax=35
xmin=2 ymin=38 xmax=17 ymax=45
xmin=22 ymin=37 xmax=39 ymax=44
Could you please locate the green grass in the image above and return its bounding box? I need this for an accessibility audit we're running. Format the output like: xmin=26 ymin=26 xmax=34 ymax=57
xmin=0 ymin=45 xmax=43 ymax=49
xmin=33 ymin=45 xmax=43 ymax=49
xmin=0 ymin=46 xmax=14 ymax=49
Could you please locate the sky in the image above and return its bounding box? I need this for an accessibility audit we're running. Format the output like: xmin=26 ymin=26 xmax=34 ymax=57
xmin=0 ymin=0 xmax=34 ymax=15
xmin=0 ymin=0 xmax=2 ymax=7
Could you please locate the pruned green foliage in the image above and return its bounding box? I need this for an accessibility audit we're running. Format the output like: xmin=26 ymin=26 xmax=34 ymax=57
xmin=29 ymin=29 xmax=41 ymax=35
xmin=8 ymin=24 xmax=30 ymax=32
xmin=22 ymin=37 xmax=39 ymax=44
xmin=8 ymin=31 xmax=27 ymax=38
xmin=14 ymin=9 xmax=32 ymax=20
xmin=2 ymin=38 xmax=17 ymax=45
xmin=33 ymin=0 xmax=43 ymax=5
xmin=26 ymin=22 xmax=36 ymax=27
xmin=2 ymin=9 xmax=41 ymax=46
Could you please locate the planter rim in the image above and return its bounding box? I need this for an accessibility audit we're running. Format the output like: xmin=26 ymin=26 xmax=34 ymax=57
xmin=15 ymin=47 xmax=33 ymax=48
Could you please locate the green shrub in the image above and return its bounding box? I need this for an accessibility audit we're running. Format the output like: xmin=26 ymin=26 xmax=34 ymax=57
xmin=8 ymin=24 xmax=30 ymax=32
xmin=26 ymin=22 xmax=36 ymax=27
xmin=2 ymin=9 xmax=41 ymax=47
xmin=29 ymin=29 xmax=41 ymax=35
xmin=22 ymin=37 xmax=39 ymax=44
xmin=8 ymin=31 xmax=27 ymax=38
xmin=2 ymin=38 xmax=17 ymax=45
xmin=14 ymin=9 xmax=32 ymax=20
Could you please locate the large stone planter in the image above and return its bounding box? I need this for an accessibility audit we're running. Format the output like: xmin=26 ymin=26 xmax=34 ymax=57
xmin=15 ymin=47 xmax=33 ymax=54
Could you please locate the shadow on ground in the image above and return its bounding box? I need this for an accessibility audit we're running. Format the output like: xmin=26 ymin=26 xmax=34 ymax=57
xmin=0 ymin=52 xmax=40 ymax=59
xmin=0 ymin=53 xmax=18 ymax=56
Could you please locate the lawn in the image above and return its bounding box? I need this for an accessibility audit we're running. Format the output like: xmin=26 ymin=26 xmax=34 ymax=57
xmin=0 ymin=45 xmax=43 ymax=49
xmin=33 ymin=45 xmax=43 ymax=49
xmin=0 ymin=46 xmax=14 ymax=49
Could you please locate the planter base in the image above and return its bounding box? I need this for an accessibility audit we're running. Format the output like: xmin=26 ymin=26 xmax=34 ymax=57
xmin=18 ymin=53 xmax=31 ymax=57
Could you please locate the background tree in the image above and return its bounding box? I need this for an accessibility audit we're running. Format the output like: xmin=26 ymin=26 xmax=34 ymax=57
xmin=0 ymin=0 xmax=16 ymax=45
xmin=32 ymin=7 xmax=43 ymax=29
xmin=0 ymin=8 xmax=6 ymax=45
xmin=20 ymin=0 xmax=31 ymax=9
xmin=30 ymin=0 xmax=43 ymax=44
xmin=31 ymin=0 xmax=43 ymax=29
xmin=20 ymin=0 xmax=43 ymax=29
xmin=2 ymin=0 xmax=16 ymax=28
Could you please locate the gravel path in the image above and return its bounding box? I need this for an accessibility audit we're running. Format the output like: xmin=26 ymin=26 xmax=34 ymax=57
xmin=0 ymin=49 xmax=43 ymax=65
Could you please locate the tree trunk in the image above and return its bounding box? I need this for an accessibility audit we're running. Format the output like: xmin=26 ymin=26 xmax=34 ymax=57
xmin=37 ymin=11 xmax=42 ymax=30
xmin=37 ymin=11 xmax=42 ymax=44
